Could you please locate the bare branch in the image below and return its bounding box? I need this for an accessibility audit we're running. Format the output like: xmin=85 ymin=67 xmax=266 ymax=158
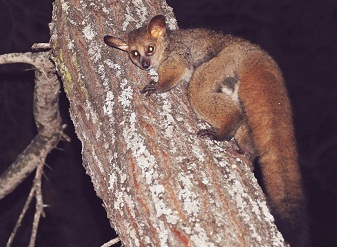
xmin=0 ymin=50 xmax=67 ymax=246
xmin=0 ymin=51 xmax=67 ymax=199
xmin=0 ymin=52 xmax=44 ymax=67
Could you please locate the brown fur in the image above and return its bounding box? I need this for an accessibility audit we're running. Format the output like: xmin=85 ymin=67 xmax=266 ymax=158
xmin=104 ymin=15 xmax=309 ymax=246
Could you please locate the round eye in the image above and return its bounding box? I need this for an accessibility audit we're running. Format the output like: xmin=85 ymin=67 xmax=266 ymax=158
xmin=131 ymin=50 xmax=140 ymax=59
xmin=147 ymin=46 xmax=155 ymax=55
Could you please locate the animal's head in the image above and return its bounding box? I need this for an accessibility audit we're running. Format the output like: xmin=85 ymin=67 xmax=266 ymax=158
xmin=104 ymin=15 xmax=167 ymax=70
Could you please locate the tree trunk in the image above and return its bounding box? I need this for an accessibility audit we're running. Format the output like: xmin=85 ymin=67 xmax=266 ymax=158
xmin=50 ymin=0 xmax=286 ymax=246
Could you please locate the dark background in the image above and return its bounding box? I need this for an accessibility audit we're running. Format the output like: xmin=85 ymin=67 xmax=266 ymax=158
xmin=0 ymin=0 xmax=337 ymax=246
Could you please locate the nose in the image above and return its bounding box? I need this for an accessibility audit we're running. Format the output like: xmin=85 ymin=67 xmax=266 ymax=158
xmin=141 ymin=60 xmax=150 ymax=69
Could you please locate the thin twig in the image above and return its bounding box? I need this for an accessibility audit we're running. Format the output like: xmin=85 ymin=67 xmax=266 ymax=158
xmin=100 ymin=237 xmax=121 ymax=247
xmin=31 ymin=43 xmax=51 ymax=50
xmin=6 ymin=175 xmax=37 ymax=246
xmin=6 ymin=160 xmax=47 ymax=247
xmin=28 ymin=162 xmax=45 ymax=247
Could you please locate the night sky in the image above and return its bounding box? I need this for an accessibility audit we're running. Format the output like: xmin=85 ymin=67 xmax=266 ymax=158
xmin=1 ymin=0 xmax=337 ymax=246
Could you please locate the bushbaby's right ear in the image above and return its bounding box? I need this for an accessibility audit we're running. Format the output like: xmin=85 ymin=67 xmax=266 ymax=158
xmin=147 ymin=15 xmax=166 ymax=39
xmin=104 ymin=35 xmax=128 ymax=51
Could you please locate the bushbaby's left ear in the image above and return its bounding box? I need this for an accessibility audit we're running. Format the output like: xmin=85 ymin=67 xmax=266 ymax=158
xmin=147 ymin=15 xmax=166 ymax=39
xmin=104 ymin=35 xmax=129 ymax=51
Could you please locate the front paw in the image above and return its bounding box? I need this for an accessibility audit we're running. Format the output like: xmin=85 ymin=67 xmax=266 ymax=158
xmin=140 ymin=81 xmax=157 ymax=96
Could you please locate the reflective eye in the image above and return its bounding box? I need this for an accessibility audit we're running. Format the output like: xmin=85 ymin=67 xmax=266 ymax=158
xmin=147 ymin=46 xmax=155 ymax=55
xmin=131 ymin=50 xmax=140 ymax=59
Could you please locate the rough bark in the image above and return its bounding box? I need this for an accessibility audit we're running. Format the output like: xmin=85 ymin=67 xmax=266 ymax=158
xmin=50 ymin=0 xmax=286 ymax=246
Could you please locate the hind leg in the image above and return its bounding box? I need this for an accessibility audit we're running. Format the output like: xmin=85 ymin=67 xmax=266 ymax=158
xmin=187 ymin=51 xmax=244 ymax=141
xmin=188 ymin=81 xmax=243 ymax=141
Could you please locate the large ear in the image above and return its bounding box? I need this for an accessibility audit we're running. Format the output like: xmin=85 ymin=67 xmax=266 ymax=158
xmin=104 ymin=35 xmax=128 ymax=51
xmin=147 ymin=15 xmax=166 ymax=39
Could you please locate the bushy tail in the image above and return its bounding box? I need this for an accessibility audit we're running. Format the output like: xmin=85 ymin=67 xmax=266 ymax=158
xmin=239 ymin=53 xmax=309 ymax=246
